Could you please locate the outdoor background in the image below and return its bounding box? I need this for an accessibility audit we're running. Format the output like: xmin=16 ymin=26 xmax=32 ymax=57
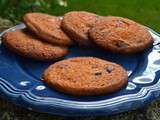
xmin=0 ymin=0 xmax=160 ymax=31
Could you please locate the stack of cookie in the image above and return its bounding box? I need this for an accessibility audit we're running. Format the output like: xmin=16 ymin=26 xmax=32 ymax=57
xmin=2 ymin=13 xmax=73 ymax=61
xmin=2 ymin=11 xmax=153 ymax=60
xmin=62 ymin=11 xmax=153 ymax=54
xmin=2 ymin=11 xmax=154 ymax=96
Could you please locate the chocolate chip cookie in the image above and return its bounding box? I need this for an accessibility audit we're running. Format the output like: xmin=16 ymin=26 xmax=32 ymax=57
xmin=89 ymin=16 xmax=153 ymax=54
xmin=43 ymin=57 xmax=128 ymax=96
xmin=61 ymin=11 xmax=98 ymax=46
xmin=23 ymin=13 xmax=73 ymax=46
xmin=2 ymin=29 xmax=68 ymax=61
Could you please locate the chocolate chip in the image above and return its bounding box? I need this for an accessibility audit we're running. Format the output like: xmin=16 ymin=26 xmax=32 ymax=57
xmin=106 ymin=66 xmax=113 ymax=73
xmin=94 ymin=72 xmax=102 ymax=76
xmin=100 ymin=83 xmax=105 ymax=86
xmin=116 ymin=41 xmax=128 ymax=48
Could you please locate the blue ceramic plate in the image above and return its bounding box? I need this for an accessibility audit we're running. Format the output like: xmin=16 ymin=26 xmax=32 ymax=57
xmin=0 ymin=24 xmax=160 ymax=116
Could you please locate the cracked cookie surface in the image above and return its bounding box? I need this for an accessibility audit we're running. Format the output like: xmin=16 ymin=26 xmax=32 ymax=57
xmin=23 ymin=13 xmax=72 ymax=46
xmin=2 ymin=29 xmax=68 ymax=61
xmin=43 ymin=57 xmax=128 ymax=96
xmin=89 ymin=16 xmax=153 ymax=54
xmin=61 ymin=11 xmax=98 ymax=46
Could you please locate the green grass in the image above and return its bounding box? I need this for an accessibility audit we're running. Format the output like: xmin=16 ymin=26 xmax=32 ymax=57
xmin=0 ymin=0 xmax=160 ymax=32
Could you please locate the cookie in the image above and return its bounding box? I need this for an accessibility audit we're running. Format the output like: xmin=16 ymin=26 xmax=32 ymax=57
xmin=61 ymin=11 xmax=98 ymax=46
xmin=43 ymin=57 xmax=128 ymax=96
xmin=2 ymin=29 xmax=68 ymax=61
xmin=89 ymin=16 xmax=153 ymax=54
xmin=23 ymin=13 xmax=73 ymax=46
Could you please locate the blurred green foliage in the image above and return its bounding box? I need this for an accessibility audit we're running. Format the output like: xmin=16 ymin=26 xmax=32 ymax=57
xmin=0 ymin=0 xmax=160 ymax=31
xmin=0 ymin=0 xmax=63 ymax=23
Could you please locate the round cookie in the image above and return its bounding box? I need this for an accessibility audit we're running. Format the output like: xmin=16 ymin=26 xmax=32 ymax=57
xmin=43 ymin=57 xmax=128 ymax=96
xmin=23 ymin=13 xmax=73 ymax=46
xmin=2 ymin=29 xmax=68 ymax=61
xmin=89 ymin=16 xmax=153 ymax=54
xmin=61 ymin=11 xmax=98 ymax=46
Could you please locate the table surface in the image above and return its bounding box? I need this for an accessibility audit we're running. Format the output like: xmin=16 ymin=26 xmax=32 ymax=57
xmin=0 ymin=17 xmax=160 ymax=120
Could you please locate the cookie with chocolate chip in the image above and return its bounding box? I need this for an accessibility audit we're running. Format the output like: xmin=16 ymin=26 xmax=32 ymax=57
xmin=23 ymin=13 xmax=73 ymax=46
xmin=42 ymin=57 xmax=128 ymax=96
xmin=89 ymin=16 xmax=153 ymax=54
xmin=2 ymin=29 xmax=68 ymax=61
xmin=61 ymin=11 xmax=98 ymax=46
